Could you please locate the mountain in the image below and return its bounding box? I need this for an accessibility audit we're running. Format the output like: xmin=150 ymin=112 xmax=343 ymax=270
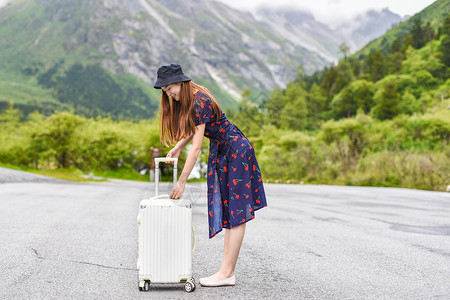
xmin=251 ymin=6 xmax=403 ymax=63
xmin=335 ymin=8 xmax=404 ymax=53
xmin=355 ymin=0 xmax=449 ymax=57
xmin=0 ymin=0 xmax=328 ymax=119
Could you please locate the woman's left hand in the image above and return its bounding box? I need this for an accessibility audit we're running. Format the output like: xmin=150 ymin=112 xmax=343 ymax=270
xmin=170 ymin=181 xmax=185 ymax=199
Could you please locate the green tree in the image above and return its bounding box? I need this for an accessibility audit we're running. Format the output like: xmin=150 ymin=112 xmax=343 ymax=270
xmin=423 ymin=22 xmax=435 ymax=43
xmin=436 ymin=15 xmax=450 ymax=39
xmin=440 ymin=34 xmax=450 ymax=67
xmin=265 ymin=88 xmax=285 ymax=127
xmin=411 ymin=18 xmax=425 ymax=49
xmin=364 ymin=50 xmax=386 ymax=82
xmin=373 ymin=80 xmax=400 ymax=120
xmin=232 ymin=89 xmax=265 ymax=137
xmin=279 ymin=83 xmax=308 ymax=130
xmin=388 ymin=52 xmax=404 ymax=74
xmin=401 ymin=34 xmax=413 ymax=53
xmin=305 ymin=83 xmax=328 ymax=128
xmin=339 ymin=42 xmax=350 ymax=60
xmin=0 ymin=103 xmax=23 ymax=164
xmin=321 ymin=115 xmax=369 ymax=168
xmin=331 ymin=80 xmax=374 ymax=119
xmin=321 ymin=61 xmax=353 ymax=100
xmin=391 ymin=37 xmax=402 ymax=52
xmin=39 ymin=112 xmax=85 ymax=168
xmin=0 ymin=102 xmax=21 ymax=125
xmin=352 ymin=60 xmax=363 ymax=78
xmin=399 ymin=91 xmax=420 ymax=114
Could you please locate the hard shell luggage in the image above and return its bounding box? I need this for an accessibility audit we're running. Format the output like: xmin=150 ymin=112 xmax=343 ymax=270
xmin=137 ymin=157 xmax=196 ymax=292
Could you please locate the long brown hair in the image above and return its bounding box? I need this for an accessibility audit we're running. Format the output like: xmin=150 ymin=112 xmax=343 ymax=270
xmin=159 ymin=81 xmax=222 ymax=146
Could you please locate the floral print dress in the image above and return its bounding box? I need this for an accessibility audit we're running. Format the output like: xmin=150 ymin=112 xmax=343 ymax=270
xmin=193 ymin=91 xmax=268 ymax=238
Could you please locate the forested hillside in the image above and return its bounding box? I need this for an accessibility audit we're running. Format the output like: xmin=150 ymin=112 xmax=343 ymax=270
xmin=227 ymin=14 xmax=450 ymax=191
xmin=249 ymin=15 xmax=449 ymax=131
xmin=357 ymin=0 xmax=449 ymax=56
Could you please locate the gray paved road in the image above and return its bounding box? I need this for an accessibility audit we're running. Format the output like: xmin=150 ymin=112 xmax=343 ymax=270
xmin=0 ymin=167 xmax=449 ymax=299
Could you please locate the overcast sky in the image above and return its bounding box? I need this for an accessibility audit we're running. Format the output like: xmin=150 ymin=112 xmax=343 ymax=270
xmin=217 ymin=0 xmax=437 ymax=25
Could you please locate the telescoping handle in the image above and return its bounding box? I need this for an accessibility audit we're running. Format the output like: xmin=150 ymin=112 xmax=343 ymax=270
xmin=154 ymin=157 xmax=178 ymax=196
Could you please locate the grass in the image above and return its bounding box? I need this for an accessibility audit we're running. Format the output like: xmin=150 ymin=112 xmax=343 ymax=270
xmin=92 ymin=167 xmax=149 ymax=182
xmin=0 ymin=162 xmax=207 ymax=183
xmin=35 ymin=168 xmax=106 ymax=182
xmin=0 ymin=163 xmax=102 ymax=182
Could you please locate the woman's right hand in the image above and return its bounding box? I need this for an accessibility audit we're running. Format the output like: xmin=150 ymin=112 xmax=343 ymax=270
xmin=165 ymin=147 xmax=181 ymax=164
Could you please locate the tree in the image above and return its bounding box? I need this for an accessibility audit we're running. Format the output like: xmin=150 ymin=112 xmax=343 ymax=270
xmin=339 ymin=42 xmax=350 ymax=60
xmin=388 ymin=52 xmax=404 ymax=74
xmin=320 ymin=66 xmax=339 ymax=100
xmin=233 ymin=89 xmax=265 ymax=137
xmin=321 ymin=62 xmax=353 ymax=101
xmin=331 ymin=80 xmax=374 ymax=119
xmin=331 ymin=85 xmax=357 ymax=119
xmin=265 ymin=88 xmax=285 ymax=127
xmin=364 ymin=50 xmax=386 ymax=82
xmin=321 ymin=117 xmax=369 ymax=168
xmin=352 ymin=60 xmax=363 ymax=78
xmin=391 ymin=37 xmax=402 ymax=53
xmin=373 ymin=81 xmax=400 ymax=120
xmin=423 ymin=22 xmax=435 ymax=43
xmin=39 ymin=112 xmax=85 ymax=168
xmin=279 ymin=83 xmax=308 ymax=130
xmin=305 ymin=84 xmax=328 ymax=128
xmin=401 ymin=34 xmax=413 ymax=53
xmin=0 ymin=102 xmax=21 ymax=125
xmin=295 ymin=65 xmax=305 ymax=82
xmin=411 ymin=18 xmax=425 ymax=49
xmin=440 ymin=34 xmax=450 ymax=67
xmin=436 ymin=15 xmax=450 ymax=39
xmin=280 ymin=97 xmax=308 ymax=130
xmin=399 ymin=91 xmax=420 ymax=115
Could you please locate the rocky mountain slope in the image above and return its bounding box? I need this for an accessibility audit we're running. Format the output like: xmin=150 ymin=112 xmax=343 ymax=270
xmin=251 ymin=6 xmax=404 ymax=63
xmin=0 ymin=0 xmax=329 ymax=118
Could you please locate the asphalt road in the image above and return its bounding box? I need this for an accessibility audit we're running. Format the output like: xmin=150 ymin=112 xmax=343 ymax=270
xmin=0 ymin=167 xmax=449 ymax=300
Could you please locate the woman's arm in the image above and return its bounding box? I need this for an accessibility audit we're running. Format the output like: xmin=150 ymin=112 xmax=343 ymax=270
xmin=165 ymin=134 xmax=194 ymax=164
xmin=175 ymin=134 xmax=194 ymax=151
xmin=177 ymin=124 xmax=205 ymax=184
xmin=169 ymin=124 xmax=205 ymax=199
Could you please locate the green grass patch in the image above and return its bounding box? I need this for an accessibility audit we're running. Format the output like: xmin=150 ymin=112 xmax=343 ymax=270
xmin=0 ymin=163 xmax=102 ymax=182
xmin=92 ymin=166 xmax=149 ymax=182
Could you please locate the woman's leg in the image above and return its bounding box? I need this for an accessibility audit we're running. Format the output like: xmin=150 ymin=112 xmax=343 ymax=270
xmin=206 ymin=223 xmax=246 ymax=281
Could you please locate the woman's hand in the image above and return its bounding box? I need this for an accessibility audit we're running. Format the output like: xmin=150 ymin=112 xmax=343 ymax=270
xmin=165 ymin=147 xmax=182 ymax=165
xmin=170 ymin=181 xmax=185 ymax=199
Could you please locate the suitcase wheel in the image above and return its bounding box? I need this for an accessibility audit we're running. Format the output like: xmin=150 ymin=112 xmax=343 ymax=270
xmin=139 ymin=280 xmax=150 ymax=291
xmin=184 ymin=279 xmax=195 ymax=292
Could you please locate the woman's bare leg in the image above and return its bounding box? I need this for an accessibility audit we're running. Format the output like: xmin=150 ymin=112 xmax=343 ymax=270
xmin=206 ymin=223 xmax=246 ymax=281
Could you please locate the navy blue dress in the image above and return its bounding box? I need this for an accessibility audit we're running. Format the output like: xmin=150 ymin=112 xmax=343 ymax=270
xmin=193 ymin=91 xmax=268 ymax=238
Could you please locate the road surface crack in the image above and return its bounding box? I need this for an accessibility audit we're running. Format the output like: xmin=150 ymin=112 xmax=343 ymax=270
xmin=30 ymin=247 xmax=135 ymax=271
xmin=306 ymin=250 xmax=323 ymax=257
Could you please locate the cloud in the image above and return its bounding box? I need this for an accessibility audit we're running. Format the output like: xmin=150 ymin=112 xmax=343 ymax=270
xmin=217 ymin=0 xmax=437 ymax=25
xmin=0 ymin=0 xmax=12 ymax=9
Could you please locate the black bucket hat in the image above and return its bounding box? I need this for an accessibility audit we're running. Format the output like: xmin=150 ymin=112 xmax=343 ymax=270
xmin=153 ymin=63 xmax=191 ymax=89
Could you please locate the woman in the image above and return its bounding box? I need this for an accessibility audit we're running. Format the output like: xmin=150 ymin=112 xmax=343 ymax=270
xmin=154 ymin=63 xmax=267 ymax=287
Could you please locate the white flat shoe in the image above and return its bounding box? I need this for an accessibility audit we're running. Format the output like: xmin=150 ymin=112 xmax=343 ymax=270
xmin=199 ymin=277 xmax=209 ymax=284
xmin=200 ymin=275 xmax=236 ymax=287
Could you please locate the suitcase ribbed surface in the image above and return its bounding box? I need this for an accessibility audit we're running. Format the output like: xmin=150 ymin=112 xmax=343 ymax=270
xmin=138 ymin=198 xmax=192 ymax=283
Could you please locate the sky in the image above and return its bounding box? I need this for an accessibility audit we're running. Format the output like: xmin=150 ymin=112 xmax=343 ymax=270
xmin=217 ymin=0 xmax=437 ymax=25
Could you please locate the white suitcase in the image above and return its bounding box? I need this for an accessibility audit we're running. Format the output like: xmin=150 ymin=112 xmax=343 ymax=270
xmin=137 ymin=157 xmax=196 ymax=292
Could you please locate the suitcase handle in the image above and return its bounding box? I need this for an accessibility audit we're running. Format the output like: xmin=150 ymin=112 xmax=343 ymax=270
xmin=155 ymin=157 xmax=179 ymax=164
xmin=154 ymin=157 xmax=178 ymax=196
